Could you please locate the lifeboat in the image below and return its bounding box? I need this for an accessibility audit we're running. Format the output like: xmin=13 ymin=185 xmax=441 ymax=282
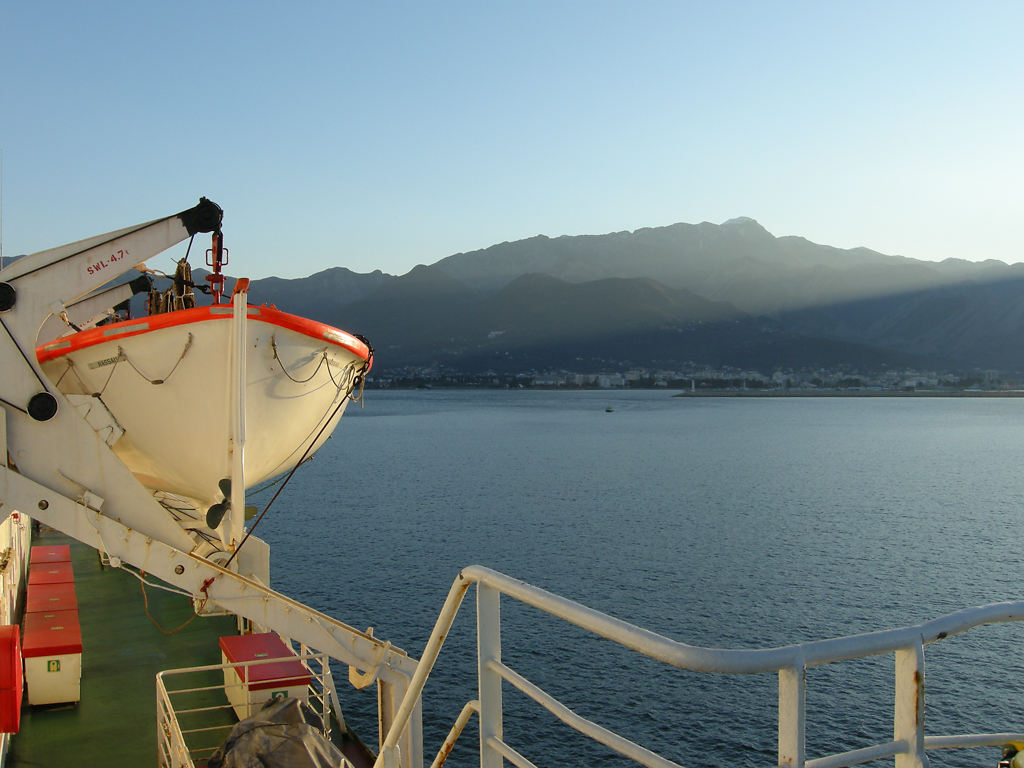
xmin=36 ymin=290 xmax=371 ymax=519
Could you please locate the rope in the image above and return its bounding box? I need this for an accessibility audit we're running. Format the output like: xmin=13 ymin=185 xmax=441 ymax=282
xmin=245 ymin=474 xmax=289 ymax=497
xmin=59 ymin=349 xmax=123 ymax=399
xmin=53 ymin=360 xmax=74 ymax=388
xmin=326 ymin=358 xmax=358 ymax=392
xmin=141 ymin=245 xmax=211 ymax=298
xmin=185 ymin=527 xmax=221 ymax=546
xmin=118 ymin=332 xmax=193 ymax=385
xmin=59 ymin=312 xmax=83 ymax=332
xmin=57 ymin=360 xmax=121 ymax=433
xmin=141 ymin=581 xmax=206 ymax=635
xmin=96 ymin=356 xmax=120 ymax=395
xmin=158 ymin=499 xmax=200 ymax=521
xmin=270 ymin=336 xmax=370 ymax=396
xmin=271 ymin=337 xmax=331 ymax=384
xmin=352 ymin=335 xmax=373 ymax=406
xmin=119 ymin=564 xmax=208 ymax=635
xmin=146 ymin=258 xmax=198 ymax=315
xmin=170 ymin=258 xmax=196 ymax=311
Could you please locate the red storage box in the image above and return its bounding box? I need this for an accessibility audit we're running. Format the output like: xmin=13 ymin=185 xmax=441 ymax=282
xmin=219 ymin=633 xmax=310 ymax=719
xmin=22 ymin=610 xmax=82 ymax=705
xmin=25 ymin=582 xmax=78 ymax=613
xmin=27 ymin=562 xmax=74 ymax=586
xmin=30 ymin=545 xmax=71 ymax=565
xmin=0 ymin=625 xmax=22 ymax=732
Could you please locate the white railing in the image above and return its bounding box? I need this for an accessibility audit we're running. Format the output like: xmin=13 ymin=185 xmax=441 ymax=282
xmin=375 ymin=565 xmax=1024 ymax=768
xmin=156 ymin=648 xmax=343 ymax=768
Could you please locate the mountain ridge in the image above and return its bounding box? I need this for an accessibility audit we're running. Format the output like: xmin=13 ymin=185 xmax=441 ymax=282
xmin=223 ymin=217 xmax=1024 ymax=375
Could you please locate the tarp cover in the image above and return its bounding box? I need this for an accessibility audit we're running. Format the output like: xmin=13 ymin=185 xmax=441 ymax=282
xmin=208 ymin=697 xmax=345 ymax=768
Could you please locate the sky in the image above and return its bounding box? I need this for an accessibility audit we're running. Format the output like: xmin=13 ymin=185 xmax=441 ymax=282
xmin=1 ymin=1 xmax=1022 ymax=279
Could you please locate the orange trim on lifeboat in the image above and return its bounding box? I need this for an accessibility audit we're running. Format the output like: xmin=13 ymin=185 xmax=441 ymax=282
xmin=36 ymin=304 xmax=372 ymax=366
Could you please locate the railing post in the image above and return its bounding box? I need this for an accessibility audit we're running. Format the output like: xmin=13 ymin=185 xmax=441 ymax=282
xmin=379 ymin=744 xmax=402 ymax=768
xmin=477 ymin=582 xmax=503 ymax=768
xmin=155 ymin=681 xmax=164 ymax=767
xmin=379 ymin=674 xmax=423 ymax=768
xmin=895 ymin=642 xmax=928 ymax=768
xmin=778 ymin=664 xmax=806 ymax=767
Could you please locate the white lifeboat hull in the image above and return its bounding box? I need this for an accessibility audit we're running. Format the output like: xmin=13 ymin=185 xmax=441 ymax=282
xmin=37 ymin=304 xmax=371 ymax=512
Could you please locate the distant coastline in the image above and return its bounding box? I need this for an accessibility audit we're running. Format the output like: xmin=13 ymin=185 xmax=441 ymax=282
xmin=671 ymin=389 xmax=1024 ymax=398
xmin=368 ymin=384 xmax=1024 ymax=397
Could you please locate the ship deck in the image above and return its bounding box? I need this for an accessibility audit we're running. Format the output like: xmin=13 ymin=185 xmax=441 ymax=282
xmin=9 ymin=527 xmax=239 ymax=767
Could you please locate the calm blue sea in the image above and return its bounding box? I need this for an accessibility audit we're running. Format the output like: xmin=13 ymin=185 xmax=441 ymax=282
xmin=255 ymin=390 xmax=1024 ymax=767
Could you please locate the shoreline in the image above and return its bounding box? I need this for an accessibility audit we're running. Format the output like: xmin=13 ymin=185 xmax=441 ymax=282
xmin=367 ymin=385 xmax=1024 ymax=398
xmin=670 ymin=389 xmax=1024 ymax=398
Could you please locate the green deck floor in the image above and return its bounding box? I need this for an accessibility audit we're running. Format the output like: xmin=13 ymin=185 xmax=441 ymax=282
xmin=8 ymin=528 xmax=237 ymax=767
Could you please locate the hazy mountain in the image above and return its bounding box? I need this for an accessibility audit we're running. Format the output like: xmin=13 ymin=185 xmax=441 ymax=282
xmin=244 ymin=266 xmax=390 ymax=309
xmin=297 ymin=268 xmax=737 ymax=368
xmin=189 ymin=218 xmax=1024 ymax=375
xmin=434 ymin=217 xmax=1019 ymax=314
xmin=783 ymin=275 xmax=1024 ymax=370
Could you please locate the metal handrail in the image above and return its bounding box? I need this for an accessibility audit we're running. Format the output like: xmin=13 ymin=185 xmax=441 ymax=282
xmin=375 ymin=565 xmax=1024 ymax=768
xmin=468 ymin=567 xmax=1024 ymax=671
xmin=430 ymin=700 xmax=479 ymax=768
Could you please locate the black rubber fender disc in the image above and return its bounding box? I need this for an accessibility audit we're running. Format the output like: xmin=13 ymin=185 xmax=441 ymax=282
xmin=0 ymin=282 xmax=15 ymax=312
xmin=28 ymin=392 xmax=58 ymax=421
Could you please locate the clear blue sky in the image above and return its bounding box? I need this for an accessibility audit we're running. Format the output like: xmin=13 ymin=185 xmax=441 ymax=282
xmin=2 ymin=1 xmax=1021 ymax=279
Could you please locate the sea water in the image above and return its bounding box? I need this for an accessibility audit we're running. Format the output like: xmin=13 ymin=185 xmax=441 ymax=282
xmin=255 ymin=390 xmax=1024 ymax=767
